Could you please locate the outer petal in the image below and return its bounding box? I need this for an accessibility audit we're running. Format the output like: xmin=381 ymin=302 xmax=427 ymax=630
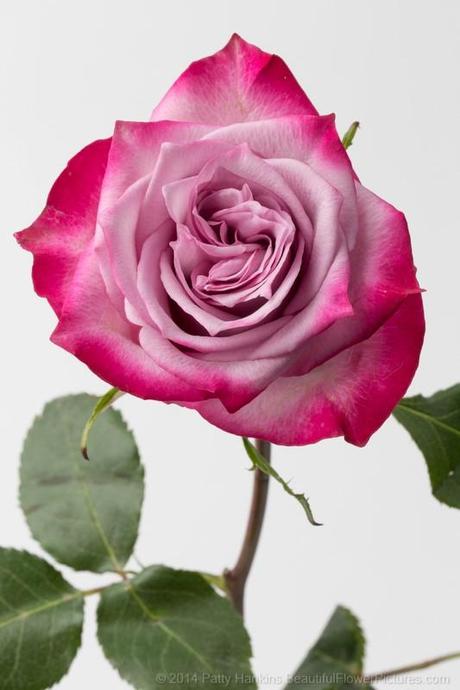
xmin=98 ymin=120 xmax=213 ymax=213
xmin=15 ymin=139 xmax=111 ymax=316
xmin=51 ymin=248 xmax=206 ymax=403
xmin=254 ymin=182 xmax=423 ymax=367
xmin=151 ymin=34 xmax=317 ymax=125
xmin=183 ymin=293 xmax=425 ymax=446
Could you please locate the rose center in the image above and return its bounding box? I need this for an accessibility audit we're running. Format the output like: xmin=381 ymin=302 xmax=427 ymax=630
xmin=185 ymin=184 xmax=296 ymax=311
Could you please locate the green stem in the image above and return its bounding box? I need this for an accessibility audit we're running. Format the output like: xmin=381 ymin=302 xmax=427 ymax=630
xmin=364 ymin=651 xmax=460 ymax=682
xmin=224 ymin=440 xmax=271 ymax=616
xmin=80 ymin=584 xmax=112 ymax=598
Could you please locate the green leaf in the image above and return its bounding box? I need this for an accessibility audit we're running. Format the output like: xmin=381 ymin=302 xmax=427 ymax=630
xmin=80 ymin=387 xmax=123 ymax=460
xmin=97 ymin=565 xmax=256 ymax=690
xmin=242 ymin=437 xmax=321 ymax=526
xmin=285 ymin=606 xmax=373 ymax=689
xmin=341 ymin=121 xmax=360 ymax=150
xmin=393 ymin=385 xmax=460 ymax=508
xmin=20 ymin=394 xmax=144 ymax=573
xmin=0 ymin=548 xmax=84 ymax=690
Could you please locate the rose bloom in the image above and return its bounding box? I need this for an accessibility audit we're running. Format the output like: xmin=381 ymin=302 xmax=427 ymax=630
xmin=16 ymin=35 xmax=424 ymax=446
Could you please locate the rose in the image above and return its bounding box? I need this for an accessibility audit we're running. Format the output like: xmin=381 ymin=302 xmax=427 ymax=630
xmin=16 ymin=34 xmax=424 ymax=446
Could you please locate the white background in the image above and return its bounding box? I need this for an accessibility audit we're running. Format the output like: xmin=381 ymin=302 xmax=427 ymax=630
xmin=1 ymin=1 xmax=460 ymax=688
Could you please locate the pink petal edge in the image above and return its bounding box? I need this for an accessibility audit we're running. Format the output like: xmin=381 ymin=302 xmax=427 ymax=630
xmin=151 ymin=34 xmax=318 ymax=125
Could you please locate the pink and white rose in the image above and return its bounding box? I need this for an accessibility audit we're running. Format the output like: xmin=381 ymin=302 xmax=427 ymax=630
xmin=16 ymin=35 xmax=424 ymax=446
